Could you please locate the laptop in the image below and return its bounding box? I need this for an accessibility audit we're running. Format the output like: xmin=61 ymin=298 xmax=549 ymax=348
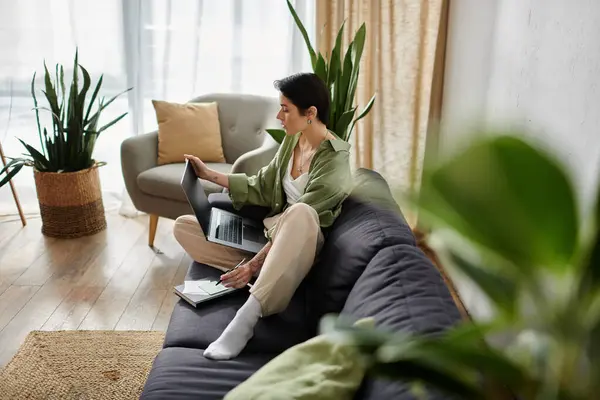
xmin=180 ymin=160 xmax=268 ymax=253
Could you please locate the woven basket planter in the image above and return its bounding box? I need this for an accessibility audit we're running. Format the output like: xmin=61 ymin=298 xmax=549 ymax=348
xmin=34 ymin=165 xmax=107 ymax=238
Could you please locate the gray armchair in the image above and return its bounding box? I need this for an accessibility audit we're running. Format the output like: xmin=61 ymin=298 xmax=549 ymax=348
xmin=121 ymin=93 xmax=280 ymax=247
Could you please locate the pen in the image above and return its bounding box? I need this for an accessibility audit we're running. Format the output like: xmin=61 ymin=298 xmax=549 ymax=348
xmin=216 ymin=258 xmax=246 ymax=286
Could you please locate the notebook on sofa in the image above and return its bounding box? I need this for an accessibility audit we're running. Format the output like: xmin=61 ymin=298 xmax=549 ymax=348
xmin=174 ymin=278 xmax=241 ymax=307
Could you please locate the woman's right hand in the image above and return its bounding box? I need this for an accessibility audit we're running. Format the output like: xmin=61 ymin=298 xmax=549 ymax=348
xmin=220 ymin=263 xmax=254 ymax=289
xmin=184 ymin=154 xmax=210 ymax=180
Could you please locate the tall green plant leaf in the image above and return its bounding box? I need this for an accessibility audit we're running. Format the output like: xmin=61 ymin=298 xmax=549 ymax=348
xmin=87 ymin=98 xmax=104 ymax=133
xmin=327 ymin=21 xmax=345 ymax=88
xmin=94 ymin=112 xmax=128 ymax=135
xmin=347 ymin=94 xmax=375 ymax=140
xmin=17 ymin=139 xmax=50 ymax=171
xmin=59 ymin=65 xmax=66 ymax=122
xmin=286 ymin=7 xmax=374 ymax=141
xmin=41 ymin=63 xmax=64 ymax=168
xmin=345 ymin=23 xmax=366 ymax=110
xmin=286 ymin=0 xmax=317 ymax=70
xmin=327 ymin=23 xmax=345 ymax=129
xmin=71 ymin=64 xmax=92 ymax=165
xmin=0 ymin=162 xmax=26 ymax=187
xmin=85 ymin=74 xmax=103 ymax=123
xmin=336 ymin=42 xmax=354 ymax=124
xmin=335 ymin=108 xmax=356 ymax=141
xmin=265 ymin=129 xmax=286 ymax=144
xmin=43 ymin=129 xmax=56 ymax=170
xmin=30 ymin=72 xmax=45 ymax=157
xmin=0 ymin=157 xmax=30 ymax=175
xmin=42 ymin=62 xmax=60 ymax=119
xmin=314 ymin=53 xmax=327 ymax=84
xmin=67 ymin=51 xmax=79 ymax=130
xmin=85 ymin=88 xmax=131 ymax=128
xmin=78 ymin=64 xmax=92 ymax=114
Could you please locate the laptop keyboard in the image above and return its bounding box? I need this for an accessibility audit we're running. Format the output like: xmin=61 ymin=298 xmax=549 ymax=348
xmin=215 ymin=213 xmax=242 ymax=245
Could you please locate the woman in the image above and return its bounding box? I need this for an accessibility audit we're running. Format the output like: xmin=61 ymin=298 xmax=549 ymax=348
xmin=174 ymin=72 xmax=352 ymax=360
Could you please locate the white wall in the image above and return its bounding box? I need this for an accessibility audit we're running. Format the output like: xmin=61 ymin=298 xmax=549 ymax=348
xmin=441 ymin=0 xmax=600 ymax=210
xmin=439 ymin=0 xmax=498 ymax=152
xmin=440 ymin=0 xmax=600 ymax=320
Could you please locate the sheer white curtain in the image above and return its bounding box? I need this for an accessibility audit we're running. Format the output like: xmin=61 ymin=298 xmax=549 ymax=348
xmin=0 ymin=0 xmax=315 ymax=218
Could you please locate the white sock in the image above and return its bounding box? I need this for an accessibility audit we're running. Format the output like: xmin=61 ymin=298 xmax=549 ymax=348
xmin=203 ymin=295 xmax=262 ymax=360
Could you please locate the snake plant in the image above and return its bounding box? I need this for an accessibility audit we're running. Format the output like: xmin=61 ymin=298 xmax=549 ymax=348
xmin=322 ymin=133 xmax=600 ymax=399
xmin=267 ymin=0 xmax=376 ymax=144
xmin=0 ymin=49 xmax=131 ymax=187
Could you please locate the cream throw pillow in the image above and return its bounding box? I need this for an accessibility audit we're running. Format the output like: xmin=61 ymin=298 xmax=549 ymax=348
xmin=153 ymin=100 xmax=226 ymax=165
xmin=224 ymin=317 xmax=375 ymax=400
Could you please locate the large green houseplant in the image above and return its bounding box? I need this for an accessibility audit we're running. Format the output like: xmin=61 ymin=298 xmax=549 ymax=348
xmin=266 ymin=0 xmax=376 ymax=144
xmin=321 ymin=133 xmax=600 ymax=399
xmin=0 ymin=50 xmax=130 ymax=238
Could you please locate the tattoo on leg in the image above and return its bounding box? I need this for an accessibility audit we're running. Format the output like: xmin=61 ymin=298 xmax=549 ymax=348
xmin=249 ymin=242 xmax=272 ymax=274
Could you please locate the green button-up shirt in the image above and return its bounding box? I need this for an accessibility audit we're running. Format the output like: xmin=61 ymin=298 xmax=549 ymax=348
xmin=227 ymin=132 xmax=352 ymax=230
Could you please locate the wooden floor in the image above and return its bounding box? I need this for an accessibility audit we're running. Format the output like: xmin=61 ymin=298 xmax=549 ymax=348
xmin=0 ymin=212 xmax=190 ymax=367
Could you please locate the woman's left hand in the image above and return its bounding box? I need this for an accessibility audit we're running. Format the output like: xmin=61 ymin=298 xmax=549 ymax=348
xmin=220 ymin=264 xmax=253 ymax=288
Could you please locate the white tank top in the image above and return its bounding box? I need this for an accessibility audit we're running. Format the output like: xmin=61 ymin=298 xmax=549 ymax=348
xmin=283 ymin=155 xmax=309 ymax=205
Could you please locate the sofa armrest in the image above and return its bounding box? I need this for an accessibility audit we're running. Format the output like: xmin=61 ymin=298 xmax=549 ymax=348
xmin=230 ymin=134 xmax=279 ymax=176
xmin=121 ymin=131 xmax=159 ymax=210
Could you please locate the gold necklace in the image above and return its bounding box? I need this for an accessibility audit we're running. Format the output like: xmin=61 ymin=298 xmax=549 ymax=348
xmin=297 ymin=129 xmax=328 ymax=173
xmin=298 ymin=146 xmax=317 ymax=173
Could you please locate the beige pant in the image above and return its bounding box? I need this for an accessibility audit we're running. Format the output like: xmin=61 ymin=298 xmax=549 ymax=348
xmin=173 ymin=203 xmax=324 ymax=316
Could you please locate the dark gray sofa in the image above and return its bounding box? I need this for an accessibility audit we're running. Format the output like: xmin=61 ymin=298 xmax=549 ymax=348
xmin=140 ymin=168 xmax=462 ymax=399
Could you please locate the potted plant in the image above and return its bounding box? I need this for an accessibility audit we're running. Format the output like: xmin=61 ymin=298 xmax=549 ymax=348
xmin=322 ymin=133 xmax=600 ymax=399
xmin=0 ymin=50 xmax=130 ymax=238
xmin=266 ymin=0 xmax=376 ymax=144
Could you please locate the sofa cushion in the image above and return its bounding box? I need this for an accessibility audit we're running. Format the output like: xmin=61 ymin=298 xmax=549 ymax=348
xmin=304 ymin=197 xmax=416 ymax=325
xmin=140 ymin=347 xmax=273 ymax=400
xmin=341 ymin=243 xmax=462 ymax=400
xmin=138 ymin=162 xmax=232 ymax=202
xmin=163 ymin=262 xmax=316 ymax=355
xmin=350 ymin=168 xmax=403 ymax=214
xmin=153 ymin=100 xmax=226 ymax=165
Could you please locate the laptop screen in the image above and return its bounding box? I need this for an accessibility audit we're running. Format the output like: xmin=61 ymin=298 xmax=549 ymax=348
xmin=180 ymin=160 xmax=212 ymax=233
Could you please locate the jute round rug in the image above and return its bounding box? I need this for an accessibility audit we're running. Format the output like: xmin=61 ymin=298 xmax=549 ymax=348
xmin=0 ymin=330 xmax=165 ymax=400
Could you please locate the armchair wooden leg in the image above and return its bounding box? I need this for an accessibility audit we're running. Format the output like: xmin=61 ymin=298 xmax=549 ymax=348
xmin=149 ymin=214 xmax=159 ymax=247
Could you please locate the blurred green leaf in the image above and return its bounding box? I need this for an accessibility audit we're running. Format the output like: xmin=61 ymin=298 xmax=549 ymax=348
xmin=370 ymin=359 xmax=483 ymax=399
xmin=578 ymin=190 xmax=600 ymax=300
xmin=447 ymin=250 xmax=518 ymax=318
xmin=419 ymin=135 xmax=578 ymax=273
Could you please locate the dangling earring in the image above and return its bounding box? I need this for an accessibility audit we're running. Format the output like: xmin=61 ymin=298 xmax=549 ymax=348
xmin=307 ymin=119 xmax=312 ymax=125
